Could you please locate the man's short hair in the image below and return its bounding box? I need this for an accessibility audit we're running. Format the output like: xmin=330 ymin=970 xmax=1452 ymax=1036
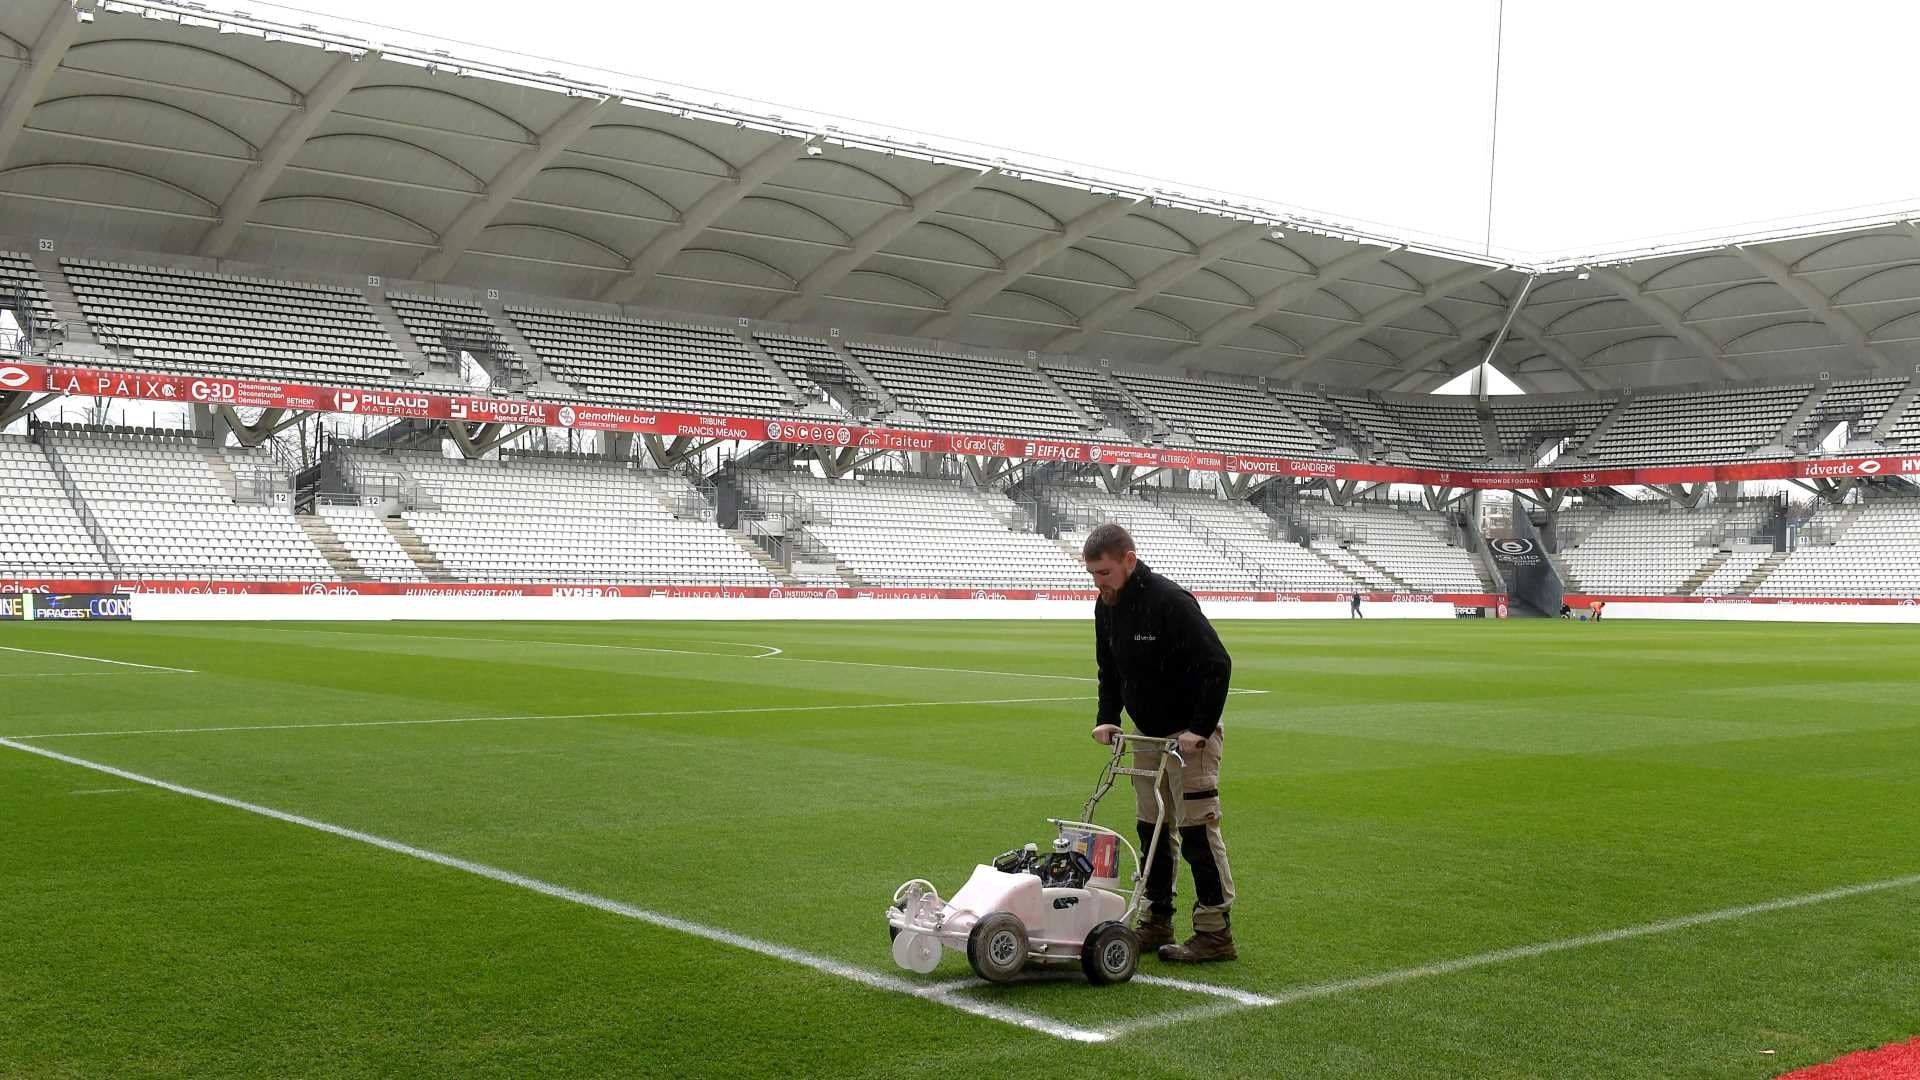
xmin=1082 ymin=522 xmax=1135 ymax=562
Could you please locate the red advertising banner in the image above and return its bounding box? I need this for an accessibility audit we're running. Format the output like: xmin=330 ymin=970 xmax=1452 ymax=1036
xmin=1563 ymin=593 xmax=1920 ymax=607
xmin=0 ymin=578 xmax=1504 ymax=604
xmin=8 ymin=360 xmax=1917 ymax=491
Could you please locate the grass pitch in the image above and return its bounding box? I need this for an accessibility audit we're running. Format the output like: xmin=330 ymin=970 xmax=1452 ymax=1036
xmin=2 ymin=618 xmax=1917 ymax=1078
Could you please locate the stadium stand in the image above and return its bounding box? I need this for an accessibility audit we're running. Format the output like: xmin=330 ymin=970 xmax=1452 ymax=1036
xmin=844 ymin=344 xmax=1084 ymax=435
xmin=1692 ymin=550 xmax=1773 ymax=596
xmin=1051 ymin=486 xmax=1263 ymax=591
xmin=1555 ymin=502 xmax=1722 ymax=594
xmin=1755 ymin=497 xmax=1920 ymax=598
xmin=1040 ymin=363 xmax=1157 ymax=438
xmin=61 ymin=260 xmax=409 ymax=386
xmin=1581 ymin=385 xmax=1809 ymax=463
xmin=43 ymin=429 xmax=334 ymax=580
xmin=0 ymin=253 xmax=56 ymax=348
xmin=754 ymin=334 xmax=860 ymax=415
xmin=364 ymin=450 xmax=775 ymax=584
xmin=1114 ymin=371 xmax=1324 ymax=455
xmin=764 ymin=472 xmax=1082 ymax=587
xmin=507 ymin=308 xmax=791 ymax=416
xmin=1490 ymin=397 xmax=1613 ymax=461
xmin=315 ymin=503 xmax=429 ymax=583
xmin=386 ymin=294 xmax=523 ymax=382
xmin=1795 ymin=377 xmax=1906 ymax=446
xmin=1329 ymin=394 xmax=1486 ymax=465
xmin=1301 ymin=502 xmax=1487 ymax=592
xmin=1147 ymin=491 xmax=1359 ymax=591
xmin=0 ymin=435 xmax=110 ymax=579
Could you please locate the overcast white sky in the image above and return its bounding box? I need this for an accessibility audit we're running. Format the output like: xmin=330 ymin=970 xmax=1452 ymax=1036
xmin=245 ymin=0 xmax=1920 ymax=259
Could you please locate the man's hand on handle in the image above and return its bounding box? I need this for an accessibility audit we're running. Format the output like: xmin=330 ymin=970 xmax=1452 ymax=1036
xmin=1175 ymin=731 xmax=1208 ymax=755
xmin=1092 ymin=724 xmax=1123 ymax=745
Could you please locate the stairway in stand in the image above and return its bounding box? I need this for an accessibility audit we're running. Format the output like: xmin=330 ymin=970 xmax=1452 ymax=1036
xmin=383 ymin=518 xmax=455 ymax=582
xmin=297 ymin=516 xmax=369 ymax=581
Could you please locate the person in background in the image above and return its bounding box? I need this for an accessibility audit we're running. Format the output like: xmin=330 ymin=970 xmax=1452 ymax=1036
xmin=1559 ymin=601 xmax=1573 ymax=619
xmin=1350 ymin=591 xmax=1364 ymax=619
xmin=1588 ymin=598 xmax=1606 ymax=621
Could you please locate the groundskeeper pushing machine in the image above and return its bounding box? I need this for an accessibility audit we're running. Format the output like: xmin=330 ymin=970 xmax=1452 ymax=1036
xmin=884 ymin=732 xmax=1185 ymax=985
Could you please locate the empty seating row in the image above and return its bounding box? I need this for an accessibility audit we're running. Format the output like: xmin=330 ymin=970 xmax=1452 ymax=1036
xmin=765 ymin=471 xmax=1083 ymax=587
xmin=388 ymin=293 xmax=522 ymax=378
xmin=1757 ymin=499 xmax=1920 ymax=598
xmin=42 ymin=430 xmax=334 ymax=581
xmin=846 ymin=343 xmax=1083 ymax=436
xmin=1114 ymin=371 xmax=1324 ymax=455
xmin=63 ymin=259 xmax=408 ymax=386
xmin=508 ymin=307 xmax=790 ymax=416
xmin=362 ymin=450 xmax=775 ymax=585
xmin=1583 ymin=385 xmax=1809 ymax=463
xmin=0 ymin=436 xmax=110 ymax=578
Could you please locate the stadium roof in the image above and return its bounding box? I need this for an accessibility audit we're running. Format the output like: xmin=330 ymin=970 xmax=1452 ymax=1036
xmin=6 ymin=0 xmax=1920 ymax=395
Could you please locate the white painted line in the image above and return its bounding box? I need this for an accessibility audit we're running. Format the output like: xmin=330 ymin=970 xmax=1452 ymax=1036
xmin=1132 ymin=972 xmax=1276 ymax=1005
xmin=1102 ymin=869 xmax=1920 ymax=1039
xmin=70 ymin=787 xmax=138 ymax=796
xmin=4 ymin=694 xmax=1097 ymax=740
xmin=0 ymin=736 xmax=1107 ymax=1044
xmin=715 ymin=641 xmax=783 ymax=658
xmin=0 ymin=672 xmax=170 ymax=679
xmin=0 ymin=645 xmax=195 ymax=674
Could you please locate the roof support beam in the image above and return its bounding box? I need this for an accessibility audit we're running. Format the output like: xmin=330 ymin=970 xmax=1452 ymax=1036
xmin=416 ymin=94 xmax=616 ymax=282
xmin=1734 ymin=244 xmax=1893 ymax=374
xmin=1370 ymin=313 xmax=1504 ymax=390
xmin=200 ymin=48 xmax=380 ymax=258
xmin=1590 ymin=266 xmax=1741 ymax=381
xmin=1045 ymin=223 xmax=1266 ymax=352
xmin=1181 ymin=244 xmax=1398 ymax=358
xmin=1276 ymin=265 xmax=1500 ymax=379
xmin=1509 ymin=315 xmax=1602 ymax=391
xmin=600 ymin=134 xmax=818 ymax=305
xmin=769 ymin=165 xmax=993 ymax=321
xmin=916 ymin=196 xmax=1143 ymax=338
xmin=0 ymin=0 xmax=93 ymax=171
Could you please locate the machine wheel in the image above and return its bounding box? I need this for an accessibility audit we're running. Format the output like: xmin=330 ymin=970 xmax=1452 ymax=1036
xmin=1080 ymin=921 xmax=1138 ymax=985
xmin=966 ymin=912 xmax=1029 ymax=983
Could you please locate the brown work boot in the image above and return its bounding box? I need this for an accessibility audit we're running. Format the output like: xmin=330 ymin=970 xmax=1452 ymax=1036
xmin=1158 ymin=928 xmax=1237 ymax=963
xmin=1134 ymin=912 xmax=1176 ymax=951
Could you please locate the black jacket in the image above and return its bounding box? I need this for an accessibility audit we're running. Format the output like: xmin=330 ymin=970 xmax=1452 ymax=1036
xmin=1094 ymin=561 xmax=1233 ymax=739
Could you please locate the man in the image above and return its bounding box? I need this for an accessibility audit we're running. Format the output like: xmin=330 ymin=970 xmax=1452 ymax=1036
xmin=1083 ymin=522 xmax=1237 ymax=963
xmin=1349 ymin=591 xmax=1364 ymax=619
xmin=1588 ymin=598 xmax=1606 ymax=622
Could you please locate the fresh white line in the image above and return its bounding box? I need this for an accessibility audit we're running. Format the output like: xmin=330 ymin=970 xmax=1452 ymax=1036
xmin=1132 ymin=972 xmax=1276 ymax=1005
xmin=1102 ymin=869 xmax=1920 ymax=1039
xmin=0 ymin=645 xmax=195 ymax=674
xmin=0 ymin=736 xmax=1107 ymax=1044
xmin=0 ymin=672 xmax=172 ymax=679
xmin=70 ymin=787 xmax=138 ymax=795
xmin=4 ymin=694 xmax=1097 ymax=740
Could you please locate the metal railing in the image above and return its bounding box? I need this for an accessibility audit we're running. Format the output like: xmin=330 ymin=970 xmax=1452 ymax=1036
xmin=31 ymin=428 xmax=121 ymax=574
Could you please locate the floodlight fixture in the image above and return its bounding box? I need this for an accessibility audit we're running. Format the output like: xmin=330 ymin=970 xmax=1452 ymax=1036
xmin=1267 ymin=226 xmax=1286 ymax=241
xmin=805 ymin=144 xmax=823 ymax=157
